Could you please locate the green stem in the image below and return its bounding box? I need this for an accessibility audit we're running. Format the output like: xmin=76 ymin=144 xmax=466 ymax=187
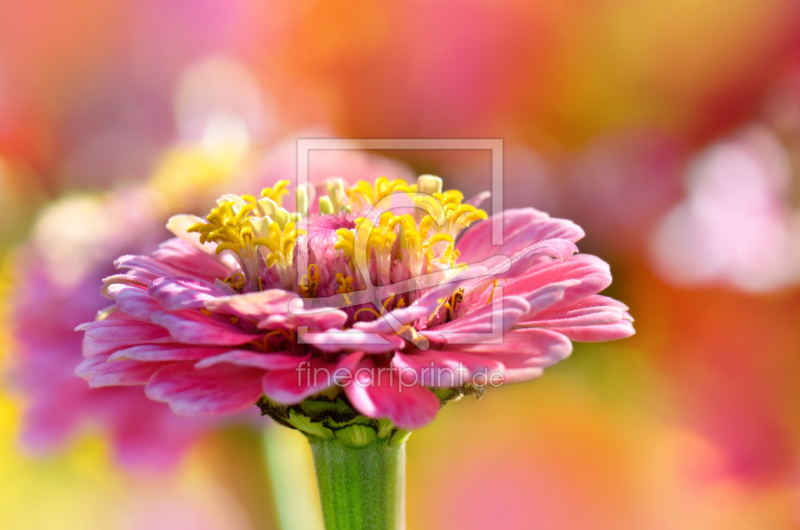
xmin=310 ymin=435 xmax=406 ymax=530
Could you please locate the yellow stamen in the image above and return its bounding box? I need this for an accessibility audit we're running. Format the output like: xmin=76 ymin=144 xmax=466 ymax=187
xmin=423 ymin=233 xmax=455 ymax=265
xmin=486 ymin=280 xmax=498 ymax=305
xmin=382 ymin=294 xmax=395 ymax=310
xmin=336 ymin=273 xmax=354 ymax=305
xmin=335 ymin=188 xmax=483 ymax=279
xmin=396 ymin=325 xmax=420 ymax=340
xmin=354 ymin=307 xmax=383 ymax=321
xmin=224 ymin=271 xmax=246 ymax=291
xmin=261 ymin=180 xmax=290 ymax=207
xmin=480 ymin=279 xmax=505 ymax=305
xmin=188 ymin=180 xmax=485 ymax=304
xmin=347 ymin=176 xmax=414 ymax=209
xmin=188 ymin=194 xmax=307 ymax=278
xmin=446 ymin=288 xmax=464 ymax=320
xmin=253 ymin=220 xmax=305 ymax=268
xmin=336 ymin=273 xmax=354 ymax=293
xmin=300 ymin=264 xmax=321 ymax=298
xmin=263 ymin=329 xmax=294 ymax=344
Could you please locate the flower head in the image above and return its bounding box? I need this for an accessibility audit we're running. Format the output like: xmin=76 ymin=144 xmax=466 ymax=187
xmin=78 ymin=174 xmax=634 ymax=440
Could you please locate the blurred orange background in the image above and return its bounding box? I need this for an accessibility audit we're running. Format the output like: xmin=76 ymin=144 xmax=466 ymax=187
xmin=2 ymin=1 xmax=800 ymax=528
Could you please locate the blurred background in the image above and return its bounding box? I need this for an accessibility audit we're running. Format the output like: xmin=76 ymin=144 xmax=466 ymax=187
xmin=2 ymin=0 xmax=800 ymax=528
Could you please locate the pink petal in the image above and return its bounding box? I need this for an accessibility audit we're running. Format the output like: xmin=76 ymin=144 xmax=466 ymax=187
xmin=353 ymin=260 xmax=494 ymax=333
xmin=438 ymin=328 xmax=573 ymax=383
xmin=392 ymin=351 xmax=504 ymax=387
xmin=74 ymin=355 xmax=109 ymax=378
xmin=300 ymin=329 xmax=406 ymax=354
xmin=80 ymin=318 xmax=167 ymax=340
xmin=529 ymin=306 xmax=626 ymax=328
xmin=456 ymin=208 xmax=584 ymax=265
xmin=504 ymin=240 xmax=580 ymax=277
xmin=76 ymin=355 xmax=167 ymax=387
xmin=395 ymin=328 xmax=571 ymax=386
xmin=145 ymin=363 xmax=265 ymax=416
xmin=462 ymin=239 xmax=579 ymax=294
xmin=82 ymin=335 xmax=176 ymax=358
xmin=149 ymin=277 xmax=228 ymax=311
xmin=108 ymin=344 xmax=231 ymax=362
xmin=505 ymin=254 xmax=613 ymax=310
xmin=520 ymin=281 xmax=576 ymax=314
xmin=352 ymin=304 xmax=431 ymax=333
xmin=78 ymin=313 xmax=174 ymax=356
xmin=166 ymin=215 xmax=223 ymax=258
xmin=547 ymin=318 xmax=635 ymax=342
xmin=196 ymin=350 xmax=310 ymax=370
xmin=464 ymin=279 xmax=574 ymax=321
xmin=262 ymin=352 xmax=363 ymax=404
xmin=75 ymin=310 xmax=140 ymax=328
xmin=152 ymin=237 xmax=231 ymax=278
xmin=456 ymin=209 xmax=548 ymax=264
xmin=426 ymin=296 xmax=530 ymax=343
xmin=151 ymin=310 xmax=258 ymax=345
xmin=204 ymin=289 xmax=299 ymax=320
xmin=524 ymin=294 xmax=636 ymax=342
xmin=115 ymin=255 xmax=192 ymax=279
xmin=344 ymin=363 xmax=440 ymax=430
xmin=101 ymin=273 xmax=152 ymax=298
xmin=258 ymin=305 xmax=348 ymax=332
xmin=107 ymin=284 xmax=161 ymax=320
xmin=353 ymin=267 xmax=481 ymax=334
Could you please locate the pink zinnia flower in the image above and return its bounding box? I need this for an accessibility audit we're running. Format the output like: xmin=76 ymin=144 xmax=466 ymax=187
xmin=78 ymin=175 xmax=633 ymax=435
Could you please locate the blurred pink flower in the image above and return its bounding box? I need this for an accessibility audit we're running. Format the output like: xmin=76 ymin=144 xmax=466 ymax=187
xmin=650 ymin=125 xmax=800 ymax=292
xmin=7 ymin=190 xmax=248 ymax=470
xmin=77 ymin=174 xmax=633 ymax=431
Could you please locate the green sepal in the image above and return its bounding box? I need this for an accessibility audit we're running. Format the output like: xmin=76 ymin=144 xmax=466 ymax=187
xmin=334 ymin=424 xmax=377 ymax=448
xmin=287 ymin=410 xmax=335 ymax=440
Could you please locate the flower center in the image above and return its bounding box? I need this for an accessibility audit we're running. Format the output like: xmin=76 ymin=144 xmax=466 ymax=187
xmin=188 ymin=175 xmax=487 ymax=317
